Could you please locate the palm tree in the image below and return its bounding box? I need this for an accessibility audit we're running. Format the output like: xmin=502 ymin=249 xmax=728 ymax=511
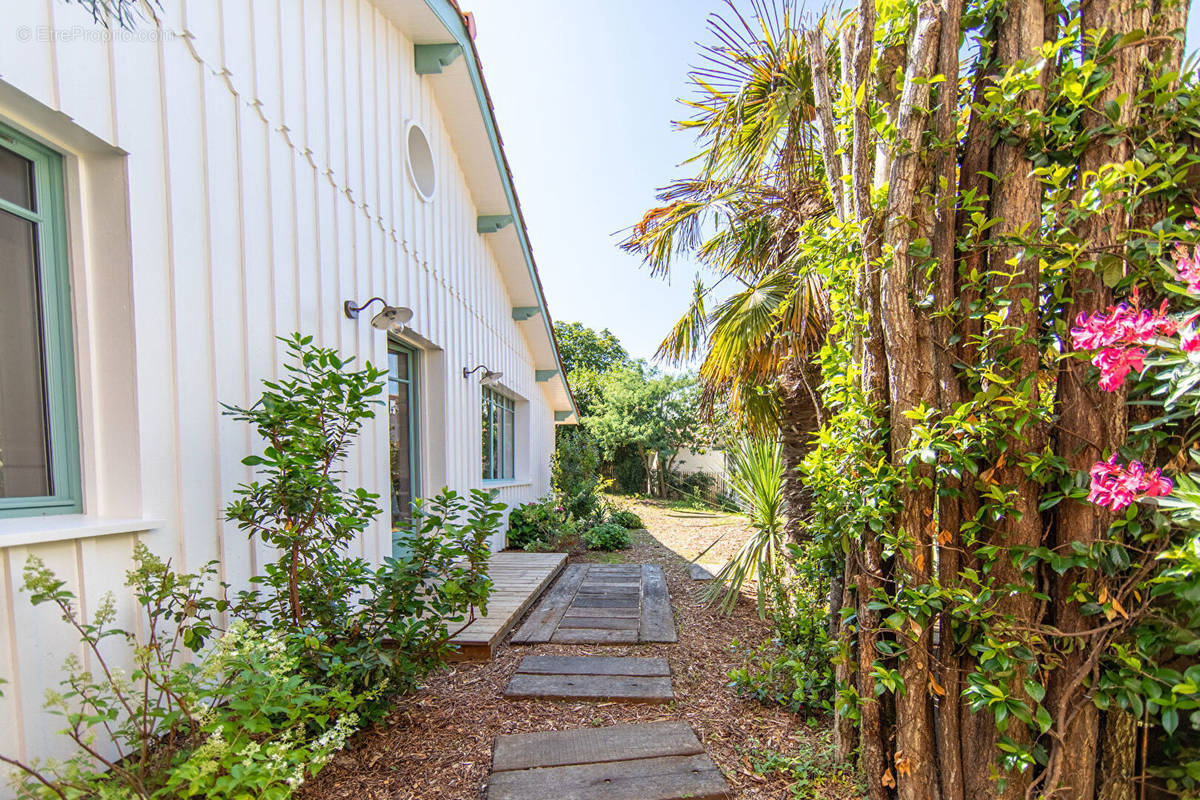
xmin=622 ymin=0 xmax=832 ymax=540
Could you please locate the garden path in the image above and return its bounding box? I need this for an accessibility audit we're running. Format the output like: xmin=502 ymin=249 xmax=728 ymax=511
xmin=487 ymin=555 xmax=730 ymax=800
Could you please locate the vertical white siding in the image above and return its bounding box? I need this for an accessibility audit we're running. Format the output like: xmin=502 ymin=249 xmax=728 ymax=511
xmin=0 ymin=0 xmax=558 ymax=785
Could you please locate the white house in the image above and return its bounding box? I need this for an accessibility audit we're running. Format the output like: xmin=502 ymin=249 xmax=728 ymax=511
xmin=0 ymin=0 xmax=577 ymax=777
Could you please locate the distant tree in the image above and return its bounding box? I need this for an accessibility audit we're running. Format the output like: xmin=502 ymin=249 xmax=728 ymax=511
xmin=584 ymin=366 xmax=703 ymax=497
xmin=553 ymin=322 xmax=631 ymax=376
xmin=553 ymin=321 xmax=633 ymax=418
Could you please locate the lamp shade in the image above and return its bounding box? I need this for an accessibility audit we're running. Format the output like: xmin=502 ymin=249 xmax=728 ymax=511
xmin=370 ymin=305 xmax=413 ymax=331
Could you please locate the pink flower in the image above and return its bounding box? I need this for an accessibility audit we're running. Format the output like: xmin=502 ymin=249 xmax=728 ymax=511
xmin=1173 ymin=244 xmax=1200 ymax=294
xmin=1183 ymin=330 xmax=1200 ymax=353
xmin=1092 ymin=346 xmax=1145 ymax=391
xmin=1088 ymin=455 xmax=1173 ymax=511
xmin=1071 ymin=297 xmax=1174 ymax=351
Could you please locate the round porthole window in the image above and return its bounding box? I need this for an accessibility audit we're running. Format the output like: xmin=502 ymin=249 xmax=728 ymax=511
xmin=406 ymin=122 xmax=436 ymax=201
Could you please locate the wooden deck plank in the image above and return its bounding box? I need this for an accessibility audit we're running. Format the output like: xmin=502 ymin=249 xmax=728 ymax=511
xmin=552 ymin=627 xmax=638 ymax=644
xmin=639 ymin=564 xmax=677 ymax=643
xmin=491 ymin=722 xmax=701 ymax=772
xmin=510 ymin=564 xmax=587 ymax=644
xmin=551 ymin=616 xmax=640 ymax=630
xmin=487 ymin=755 xmax=729 ymax=800
xmin=504 ymin=674 xmax=674 ymax=703
xmin=515 ymin=656 xmax=670 ymax=677
xmin=448 ymin=552 xmax=567 ymax=661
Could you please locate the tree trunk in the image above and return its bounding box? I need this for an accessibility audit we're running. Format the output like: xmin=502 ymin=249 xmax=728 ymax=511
xmin=777 ymin=358 xmax=823 ymax=541
xmin=1097 ymin=710 xmax=1139 ymax=800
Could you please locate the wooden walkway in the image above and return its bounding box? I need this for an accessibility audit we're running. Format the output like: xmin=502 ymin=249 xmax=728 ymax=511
xmin=449 ymin=552 xmax=566 ymax=661
xmin=510 ymin=563 xmax=677 ymax=645
xmin=488 ymin=722 xmax=728 ymax=800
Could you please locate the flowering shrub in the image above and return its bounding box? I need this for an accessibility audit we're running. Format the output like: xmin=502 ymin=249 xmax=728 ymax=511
xmin=0 ymin=546 xmax=364 ymax=799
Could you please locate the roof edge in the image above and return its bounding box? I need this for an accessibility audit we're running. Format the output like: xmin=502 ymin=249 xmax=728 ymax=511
xmin=421 ymin=0 xmax=579 ymax=423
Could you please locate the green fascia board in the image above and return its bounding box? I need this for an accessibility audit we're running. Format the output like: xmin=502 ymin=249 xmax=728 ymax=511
xmin=414 ymin=43 xmax=463 ymax=74
xmin=554 ymin=411 xmax=573 ymax=423
xmin=512 ymin=306 xmax=541 ymax=321
xmin=477 ymin=214 xmax=513 ymax=234
xmin=420 ymin=0 xmax=580 ymax=422
xmin=535 ymin=370 xmax=558 ymax=382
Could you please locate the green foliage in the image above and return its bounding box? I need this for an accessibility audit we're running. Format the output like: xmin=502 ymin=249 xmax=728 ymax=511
xmin=506 ymin=497 xmax=560 ymax=550
xmin=552 ymin=428 xmax=607 ymax=521
xmin=608 ymin=509 xmax=644 ymax=529
xmin=553 ymin=321 xmax=631 ymax=376
xmin=737 ymin=731 xmax=857 ymax=798
xmin=581 ymin=522 xmax=631 ymax=551
xmin=3 ymin=546 xmax=362 ymax=799
xmin=223 ymin=333 xmax=386 ymax=629
xmin=706 ymin=437 xmax=787 ymax=614
xmin=553 ymin=321 xmax=632 ymax=417
xmin=224 ymin=337 xmax=497 ymax=716
xmin=729 ymin=565 xmax=836 ymax=715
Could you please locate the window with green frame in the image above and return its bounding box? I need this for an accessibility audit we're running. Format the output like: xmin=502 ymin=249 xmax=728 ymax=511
xmin=0 ymin=123 xmax=80 ymax=518
xmin=481 ymin=387 xmax=515 ymax=481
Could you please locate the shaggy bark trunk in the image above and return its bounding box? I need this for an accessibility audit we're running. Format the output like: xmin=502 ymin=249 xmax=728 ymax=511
xmin=777 ymin=359 xmax=823 ymax=541
xmin=877 ymin=7 xmax=942 ymax=799
xmin=1097 ymin=710 xmax=1139 ymax=800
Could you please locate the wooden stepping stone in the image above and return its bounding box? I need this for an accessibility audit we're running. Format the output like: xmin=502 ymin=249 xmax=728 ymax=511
xmin=511 ymin=563 xmax=677 ymax=645
xmin=505 ymin=655 xmax=673 ymax=703
xmin=488 ymin=721 xmax=730 ymax=800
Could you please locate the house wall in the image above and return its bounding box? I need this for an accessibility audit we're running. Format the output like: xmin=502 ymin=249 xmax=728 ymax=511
xmin=0 ymin=0 xmax=555 ymax=778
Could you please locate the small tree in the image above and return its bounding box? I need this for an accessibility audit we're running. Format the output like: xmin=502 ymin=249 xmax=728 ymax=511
xmin=223 ymin=333 xmax=385 ymax=628
xmin=585 ymin=366 xmax=704 ymax=497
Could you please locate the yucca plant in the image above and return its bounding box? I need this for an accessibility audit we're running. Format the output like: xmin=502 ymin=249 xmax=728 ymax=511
xmin=706 ymin=436 xmax=786 ymax=615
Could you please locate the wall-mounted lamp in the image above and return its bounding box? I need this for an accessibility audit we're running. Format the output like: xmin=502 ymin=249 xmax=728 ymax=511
xmin=344 ymin=297 xmax=413 ymax=333
xmin=463 ymin=364 xmax=503 ymax=386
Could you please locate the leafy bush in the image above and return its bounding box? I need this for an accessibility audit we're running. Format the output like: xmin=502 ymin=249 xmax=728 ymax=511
xmin=729 ymin=576 xmax=835 ymax=715
xmin=226 ymin=335 xmax=497 ymax=716
xmin=552 ymin=429 xmax=607 ymax=521
xmin=2 ymin=546 xmax=363 ymax=799
xmin=223 ymin=333 xmax=386 ymax=630
xmin=582 ymin=522 xmax=631 ymax=551
xmin=506 ymin=498 xmax=558 ymax=550
xmin=290 ymin=488 xmax=500 ymax=711
xmin=608 ymin=509 xmax=643 ymax=529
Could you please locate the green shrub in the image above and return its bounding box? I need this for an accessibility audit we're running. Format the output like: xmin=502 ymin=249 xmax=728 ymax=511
xmin=225 ymin=335 xmax=497 ymax=717
xmin=552 ymin=429 xmax=607 ymax=521
xmin=609 ymin=509 xmax=643 ymax=529
xmin=507 ymin=498 xmax=558 ymax=550
xmin=4 ymin=546 xmax=364 ymax=799
xmin=582 ymin=522 xmax=631 ymax=551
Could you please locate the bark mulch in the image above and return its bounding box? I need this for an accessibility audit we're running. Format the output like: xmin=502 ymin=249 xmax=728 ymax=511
xmin=297 ymin=498 xmax=853 ymax=800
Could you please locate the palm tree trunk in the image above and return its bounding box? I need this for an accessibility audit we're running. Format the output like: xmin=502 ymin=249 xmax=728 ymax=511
xmin=776 ymin=359 xmax=823 ymax=541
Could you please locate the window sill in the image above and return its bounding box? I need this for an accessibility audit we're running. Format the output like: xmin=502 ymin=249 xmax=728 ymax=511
xmin=0 ymin=515 xmax=163 ymax=548
xmin=482 ymin=479 xmax=533 ymax=490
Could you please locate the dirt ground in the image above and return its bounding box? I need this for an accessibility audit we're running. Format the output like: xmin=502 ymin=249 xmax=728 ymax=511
xmin=298 ymin=498 xmax=853 ymax=800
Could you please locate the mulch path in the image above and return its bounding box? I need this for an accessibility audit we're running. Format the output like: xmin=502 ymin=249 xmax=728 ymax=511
xmin=297 ymin=498 xmax=845 ymax=800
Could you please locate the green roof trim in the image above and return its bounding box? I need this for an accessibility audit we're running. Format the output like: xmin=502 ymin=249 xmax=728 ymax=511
xmin=414 ymin=43 xmax=463 ymax=75
xmin=554 ymin=411 xmax=573 ymax=423
xmin=421 ymin=0 xmax=578 ymax=422
xmin=535 ymin=370 xmax=558 ymax=382
xmin=477 ymin=214 xmax=514 ymax=234
xmin=512 ymin=306 xmax=541 ymax=321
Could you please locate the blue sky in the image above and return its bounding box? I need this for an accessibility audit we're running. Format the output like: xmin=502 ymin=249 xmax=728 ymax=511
xmin=466 ymin=0 xmax=1200 ymax=364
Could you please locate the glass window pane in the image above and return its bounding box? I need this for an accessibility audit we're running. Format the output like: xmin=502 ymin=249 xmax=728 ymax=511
xmin=0 ymin=208 xmax=52 ymax=498
xmin=504 ymin=407 xmax=515 ymax=478
xmin=481 ymin=393 xmax=493 ymax=480
xmin=388 ymin=355 xmax=412 ymax=529
xmin=0 ymin=147 xmax=34 ymax=211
